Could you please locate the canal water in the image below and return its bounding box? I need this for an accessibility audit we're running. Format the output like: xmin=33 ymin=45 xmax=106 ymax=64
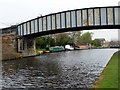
xmin=2 ymin=49 xmax=118 ymax=89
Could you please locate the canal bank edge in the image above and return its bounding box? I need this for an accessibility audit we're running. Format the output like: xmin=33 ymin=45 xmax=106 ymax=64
xmin=92 ymin=50 xmax=120 ymax=89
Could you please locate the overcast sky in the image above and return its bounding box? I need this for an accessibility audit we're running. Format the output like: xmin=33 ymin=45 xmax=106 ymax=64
xmin=0 ymin=0 xmax=119 ymax=41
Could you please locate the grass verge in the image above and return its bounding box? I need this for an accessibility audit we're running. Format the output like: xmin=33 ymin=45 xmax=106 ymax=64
xmin=92 ymin=50 xmax=120 ymax=89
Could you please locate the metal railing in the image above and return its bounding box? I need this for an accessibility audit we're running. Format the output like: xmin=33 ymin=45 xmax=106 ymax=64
xmin=17 ymin=6 xmax=120 ymax=37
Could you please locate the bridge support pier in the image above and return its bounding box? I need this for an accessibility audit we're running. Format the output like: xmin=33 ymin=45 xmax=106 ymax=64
xmin=17 ymin=37 xmax=36 ymax=57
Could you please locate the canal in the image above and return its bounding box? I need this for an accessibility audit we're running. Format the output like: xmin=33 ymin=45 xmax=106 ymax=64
xmin=2 ymin=49 xmax=118 ymax=89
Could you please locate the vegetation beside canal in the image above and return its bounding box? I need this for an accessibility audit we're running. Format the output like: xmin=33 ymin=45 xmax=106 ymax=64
xmin=92 ymin=50 xmax=120 ymax=89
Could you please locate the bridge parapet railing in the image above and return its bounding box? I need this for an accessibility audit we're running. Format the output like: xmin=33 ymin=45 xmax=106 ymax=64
xmin=17 ymin=6 xmax=120 ymax=37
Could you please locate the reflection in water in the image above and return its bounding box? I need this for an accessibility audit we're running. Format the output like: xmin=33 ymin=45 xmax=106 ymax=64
xmin=2 ymin=49 xmax=118 ymax=89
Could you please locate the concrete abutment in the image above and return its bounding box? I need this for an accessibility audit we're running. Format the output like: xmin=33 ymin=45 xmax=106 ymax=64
xmin=1 ymin=26 xmax=37 ymax=60
xmin=17 ymin=37 xmax=36 ymax=57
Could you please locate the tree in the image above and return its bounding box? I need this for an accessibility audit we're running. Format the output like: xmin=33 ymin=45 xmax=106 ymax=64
xmin=72 ymin=31 xmax=81 ymax=45
xmin=36 ymin=35 xmax=55 ymax=49
xmin=46 ymin=36 xmax=55 ymax=47
xmin=77 ymin=32 xmax=93 ymax=45
xmin=36 ymin=36 xmax=47 ymax=49
xmin=91 ymin=39 xmax=101 ymax=47
xmin=55 ymin=33 xmax=70 ymax=46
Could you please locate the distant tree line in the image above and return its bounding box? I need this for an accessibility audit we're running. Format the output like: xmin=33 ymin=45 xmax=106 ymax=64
xmin=36 ymin=31 xmax=102 ymax=49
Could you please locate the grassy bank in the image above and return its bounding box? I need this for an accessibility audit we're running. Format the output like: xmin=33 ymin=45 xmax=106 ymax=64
xmin=92 ymin=50 xmax=120 ymax=89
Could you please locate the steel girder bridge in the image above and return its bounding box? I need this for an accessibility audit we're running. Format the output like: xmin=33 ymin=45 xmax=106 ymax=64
xmin=17 ymin=6 xmax=120 ymax=38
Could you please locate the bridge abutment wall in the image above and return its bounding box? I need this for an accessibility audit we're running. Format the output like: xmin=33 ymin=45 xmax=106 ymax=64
xmin=2 ymin=32 xmax=18 ymax=60
xmin=1 ymin=26 xmax=37 ymax=60
xmin=17 ymin=37 xmax=36 ymax=57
